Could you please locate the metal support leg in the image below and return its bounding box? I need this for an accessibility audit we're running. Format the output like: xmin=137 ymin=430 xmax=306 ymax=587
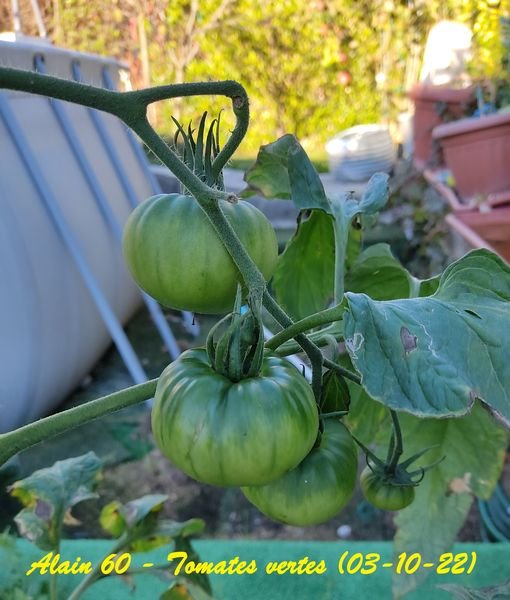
xmin=0 ymin=93 xmax=147 ymax=384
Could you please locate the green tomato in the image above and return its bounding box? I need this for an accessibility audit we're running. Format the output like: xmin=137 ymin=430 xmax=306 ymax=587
xmin=151 ymin=348 xmax=319 ymax=487
xmin=242 ymin=421 xmax=357 ymax=526
xmin=360 ymin=466 xmax=415 ymax=511
xmin=122 ymin=193 xmax=278 ymax=314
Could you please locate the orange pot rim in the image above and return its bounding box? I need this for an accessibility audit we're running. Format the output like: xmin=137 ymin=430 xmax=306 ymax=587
xmin=433 ymin=111 xmax=510 ymax=139
xmin=408 ymin=83 xmax=475 ymax=103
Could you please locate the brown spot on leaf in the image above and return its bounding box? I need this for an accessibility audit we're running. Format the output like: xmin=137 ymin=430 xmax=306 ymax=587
xmin=400 ymin=326 xmax=417 ymax=355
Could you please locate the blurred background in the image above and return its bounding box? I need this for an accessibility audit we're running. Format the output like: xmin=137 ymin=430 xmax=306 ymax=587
xmin=1 ymin=0 xmax=508 ymax=162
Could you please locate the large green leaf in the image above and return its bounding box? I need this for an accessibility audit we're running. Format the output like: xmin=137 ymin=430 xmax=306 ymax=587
xmin=345 ymin=244 xmax=412 ymax=301
xmin=243 ymin=135 xmax=390 ymax=314
xmin=344 ymin=249 xmax=510 ymax=426
xmin=242 ymin=134 xmax=329 ymax=211
xmin=392 ymin=403 xmax=508 ymax=598
xmin=393 ymin=470 xmax=473 ymax=599
xmin=9 ymin=452 xmax=101 ymax=550
xmin=287 ymin=140 xmax=329 ymax=211
xmin=242 ymin=135 xmax=294 ymax=199
xmin=272 ymin=209 xmax=335 ymax=320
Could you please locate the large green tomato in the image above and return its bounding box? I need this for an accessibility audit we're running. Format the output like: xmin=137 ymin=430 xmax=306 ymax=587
xmin=242 ymin=421 xmax=357 ymax=526
xmin=360 ymin=466 xmax=415 ymax=511
xmin=122 ymin=193 xmax=278 ymax=314
xmin=151 ymin=348 xmax=319 ymax=487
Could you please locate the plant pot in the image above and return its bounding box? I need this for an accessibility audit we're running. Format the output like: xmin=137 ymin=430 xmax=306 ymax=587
xmin=408 ymin=84 xmax=475 ymax=169
xmin=433 ymin=112 xmax=510 ymax=203
xmin=446 ymin=207 xmax=510 ymax=263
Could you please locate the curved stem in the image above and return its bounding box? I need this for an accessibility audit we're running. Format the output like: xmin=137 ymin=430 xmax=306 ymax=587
xmin=0 ymin=380 xmax=157 ymax=467
xmin=265 ymin=304 xmax=344 ymax=351
xmin=388 ymin=409 xmax=404 ymax=472
xmin=272 ymin=326 xmax=343 ymax=356
xmin=262 ymin=291 xmax=324 ymax=400
xmin=0 ymin=68 xmax=249 ymax=201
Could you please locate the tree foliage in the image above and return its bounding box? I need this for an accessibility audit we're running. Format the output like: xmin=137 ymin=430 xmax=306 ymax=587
xmin=0 ymin=0 xmax=508 ymax=154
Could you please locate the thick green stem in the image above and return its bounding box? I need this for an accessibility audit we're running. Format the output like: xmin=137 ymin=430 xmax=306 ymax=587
xmin=0 ymin=380 xmax=157 ymax=467
xmin=262 ymin=292 xmax=324 ymax=400
xmin=333 ymin=228 xmax=347 ymax=305
xmin=265 ymin=304 xmax=344 ymax=351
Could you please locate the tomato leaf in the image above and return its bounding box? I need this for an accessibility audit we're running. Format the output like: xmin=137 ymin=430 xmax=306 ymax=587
xmin=438 ymin=580 xmax=510 ymax=600
xmin=287 ymin=140 xmax=329 ymax=211
xmin=320 ymin=369 xmax=350 ymax=413
xmin=272 ymin=210 xmax=334 ymax=320
xmin=9 ymin=452 xmax=101 ymax=551
xmin=344 ymin=249 xmax=510 ymax=427
xmin=345 ymin=243 xmax=413 ymax=301
xmin=242 ymin=134 xmax=330 ymax=212
xmin=394 ymin=470 xmax=473 ymax=599
xmin=329 ymin=173 xmax=390 ymax=300
xmin=345 ymin=382 xmax=390 ymax=443
xmin=392 ymin=404 xmax=508 ymax=598
xmin=242 ymin=135 xmax=294 ymax=199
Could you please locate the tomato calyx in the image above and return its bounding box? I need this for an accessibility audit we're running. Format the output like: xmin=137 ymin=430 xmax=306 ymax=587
xmin=206 ymin=287 xmax=265 ymax=382
xmin=354 ymin=409 xmax=445 ymax=491
xmin=172 ymin=111 xmax=225 ymax=191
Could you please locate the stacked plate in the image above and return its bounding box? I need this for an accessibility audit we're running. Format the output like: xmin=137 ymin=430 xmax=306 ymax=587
xmin=326 ymin=124 xmax=396 ymax=182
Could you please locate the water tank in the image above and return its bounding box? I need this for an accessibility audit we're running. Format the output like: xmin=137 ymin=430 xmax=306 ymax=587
xmin=0 ymin=37 xmax=151 ymax=432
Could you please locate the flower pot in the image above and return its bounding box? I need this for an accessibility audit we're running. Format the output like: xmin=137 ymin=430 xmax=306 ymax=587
xmin=446 ymin=207 xmax=510 ymax=263
xmin=408 ymin=84 xmax=475 ymax=169
xmin=433 ymin=112 xmax=510 ymax=202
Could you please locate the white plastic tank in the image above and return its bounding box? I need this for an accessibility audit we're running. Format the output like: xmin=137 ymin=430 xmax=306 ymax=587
xmin=0 ymin=37 xmax=152 ymax=432
xmin=325 ymin=124 xmax=396 ymax=182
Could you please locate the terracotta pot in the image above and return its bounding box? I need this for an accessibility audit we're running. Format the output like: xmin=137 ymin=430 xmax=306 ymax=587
xmin=446 ymin=207 xmax=510 ymax=263
xmin=408 ymin=84 xmax=475 ymax=168
xmin=433 ymin=112 xmax=510 ymax=202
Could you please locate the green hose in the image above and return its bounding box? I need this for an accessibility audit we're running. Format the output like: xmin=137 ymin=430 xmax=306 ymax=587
xmin=478 ymin=483 xmax=510 ymax=542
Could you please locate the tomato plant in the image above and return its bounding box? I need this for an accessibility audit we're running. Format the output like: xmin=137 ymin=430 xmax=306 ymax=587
xmin=122 ymin=193 xmax=278 ymax=314
xmin=242 ymin=420 xmax=357 ymax=526
xmin=151 ymin=348 xmax=319 ymax=487
xmin=1 ymin=65 xmax=510 ymax=600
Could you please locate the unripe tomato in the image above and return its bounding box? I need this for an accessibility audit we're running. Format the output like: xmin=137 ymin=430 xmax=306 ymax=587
xmin=122 ymin=194 xmax=278 ymax=314
xmin=242 ymin=421 xmax=357 ymax=525
xmin=151 ymin=348 xmax=319 ymax=487
xmin=360 ymin=466 xmax=415 ymax=511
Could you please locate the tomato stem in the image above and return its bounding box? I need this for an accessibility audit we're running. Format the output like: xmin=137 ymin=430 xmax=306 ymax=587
xmin=0 ymin=380 xmax=157 ymax=467
xmin=265 ymin=304 xmax=344 ymax=351
xmin=388 ymin=410 xmax=404 ymax=472
xmin=263 ymin=291 xmax=324 ymax=400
